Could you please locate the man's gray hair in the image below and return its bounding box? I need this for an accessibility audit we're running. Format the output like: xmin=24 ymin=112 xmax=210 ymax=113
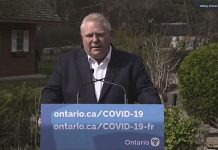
xmin=80 ymin=13 xmax=111 ymax=33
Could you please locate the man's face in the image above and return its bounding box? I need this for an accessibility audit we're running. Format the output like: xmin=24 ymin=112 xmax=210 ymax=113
xmin=81 ymin=21 xmax=111 ymax=62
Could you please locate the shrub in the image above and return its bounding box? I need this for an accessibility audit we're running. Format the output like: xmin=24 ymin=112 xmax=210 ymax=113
xmin=165 ymin=107 xmax=200 ymax=150
xmin=38 ymin=60 xmax=55 ymax=76
xmin=0 ymin=83 xmax=40 ymax=149
xmin=178 ymin=43 xmax=218 ymax=126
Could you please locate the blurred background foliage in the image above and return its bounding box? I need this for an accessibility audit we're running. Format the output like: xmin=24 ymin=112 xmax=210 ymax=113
xmin=0 ymin=83 xmax=40 ymax=149
xmin=37 ymin=0 xmax=218 ymax=48
xmin=178 ymin=43 xmax=218 ymax=127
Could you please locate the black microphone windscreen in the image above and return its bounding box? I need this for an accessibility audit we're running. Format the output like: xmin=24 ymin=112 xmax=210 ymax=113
xmin=90 ymin=68 xmax=94 ymax=74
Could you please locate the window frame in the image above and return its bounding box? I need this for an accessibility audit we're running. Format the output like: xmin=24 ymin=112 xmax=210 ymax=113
xmin=11 ymin=30 xmax=29 ymax=52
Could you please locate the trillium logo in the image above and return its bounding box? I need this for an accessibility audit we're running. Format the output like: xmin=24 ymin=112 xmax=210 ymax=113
xmin=150 ymin=137 xmax=160 ymax=147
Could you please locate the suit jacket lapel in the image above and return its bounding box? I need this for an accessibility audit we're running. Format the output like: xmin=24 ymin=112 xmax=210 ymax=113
xmin=99 ymin=49 xmax=118 ymax=102
xmin=76 ymin=49 xmax=97 ymax=103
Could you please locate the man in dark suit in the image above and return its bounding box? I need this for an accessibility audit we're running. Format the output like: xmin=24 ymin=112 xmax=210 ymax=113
xmin=41 ymin=13 xmax=160 ymax=104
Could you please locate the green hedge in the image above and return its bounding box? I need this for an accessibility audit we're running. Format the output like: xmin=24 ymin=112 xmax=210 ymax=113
xmin=178 ymin=43 xmax=218 ymax=124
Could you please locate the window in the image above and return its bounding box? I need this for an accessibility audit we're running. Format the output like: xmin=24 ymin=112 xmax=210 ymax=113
xmin=11 ymin=30 xmax=29 ymax=52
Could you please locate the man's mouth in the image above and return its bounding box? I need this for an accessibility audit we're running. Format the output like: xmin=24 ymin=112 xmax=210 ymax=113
xmin=91 ymin=46 xmax=102 ymax=49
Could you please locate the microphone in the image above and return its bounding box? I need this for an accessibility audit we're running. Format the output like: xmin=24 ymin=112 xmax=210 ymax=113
xmin=90 ymin=68 xmax=128 ymax=104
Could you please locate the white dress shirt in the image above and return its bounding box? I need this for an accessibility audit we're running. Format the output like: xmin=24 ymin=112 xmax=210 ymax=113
xmin=88 ymin=48 xmax=112 ymax=101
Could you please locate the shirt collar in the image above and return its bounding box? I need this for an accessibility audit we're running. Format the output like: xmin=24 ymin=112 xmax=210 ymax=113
xmin=88 ymin=46 xmax=112 ymax=64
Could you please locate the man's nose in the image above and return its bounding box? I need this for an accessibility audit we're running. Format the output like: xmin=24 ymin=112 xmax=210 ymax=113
xmin=92 ymin=34 xmax=99 ymax=42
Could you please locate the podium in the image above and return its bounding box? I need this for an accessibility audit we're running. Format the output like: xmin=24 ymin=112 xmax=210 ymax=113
xmin=41 ymin=104 xmax=164 ymax=150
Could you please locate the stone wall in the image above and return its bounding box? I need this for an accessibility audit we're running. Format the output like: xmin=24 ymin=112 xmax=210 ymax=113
xmin=41 ymin=46 xmax=79 ymax=61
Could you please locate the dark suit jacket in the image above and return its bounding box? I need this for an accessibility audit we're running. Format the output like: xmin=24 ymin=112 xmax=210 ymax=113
xmin=41 ymin=46 xmax=161 ymax=104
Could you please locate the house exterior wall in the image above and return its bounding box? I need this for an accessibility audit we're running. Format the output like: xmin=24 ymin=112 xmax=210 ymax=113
xmin=0 ymin=23 xmax=36 ymax=77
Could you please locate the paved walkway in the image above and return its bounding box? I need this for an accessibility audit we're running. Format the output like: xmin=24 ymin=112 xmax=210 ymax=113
xmin=206 ymin=126 xmax=218 ymax=149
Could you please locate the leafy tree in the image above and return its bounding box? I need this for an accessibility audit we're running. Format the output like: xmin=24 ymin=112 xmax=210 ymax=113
xmin=178 ymin=43 xmax=218 ymax=128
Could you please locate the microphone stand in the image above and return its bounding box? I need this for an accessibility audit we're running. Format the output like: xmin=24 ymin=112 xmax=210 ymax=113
xmin=101 ymin=80 xmax=127 ymax=104
xmin=76 ymin=80 xmax=99 ymax=104
xmin=76 ymin=69 xmax=128 ymax=104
